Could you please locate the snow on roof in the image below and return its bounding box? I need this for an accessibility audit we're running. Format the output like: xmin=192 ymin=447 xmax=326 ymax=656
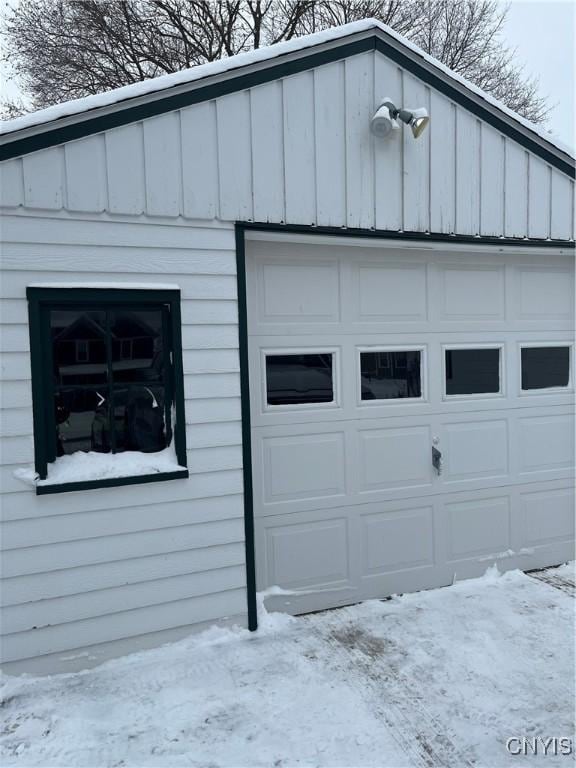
xmin=1 ymin=18 xmax=574 ymax=160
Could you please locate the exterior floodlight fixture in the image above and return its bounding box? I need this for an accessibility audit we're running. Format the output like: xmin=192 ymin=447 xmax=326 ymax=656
xmin=371 ymin=98 xmax=430 ymax=139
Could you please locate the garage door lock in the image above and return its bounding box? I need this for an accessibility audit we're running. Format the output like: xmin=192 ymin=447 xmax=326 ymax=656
xmin=432 ymin=446 xmax=442 ymax=475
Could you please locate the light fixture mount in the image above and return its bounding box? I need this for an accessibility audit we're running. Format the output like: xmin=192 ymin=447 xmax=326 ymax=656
xmin=371 ymin=99 xmax=430 ymax=139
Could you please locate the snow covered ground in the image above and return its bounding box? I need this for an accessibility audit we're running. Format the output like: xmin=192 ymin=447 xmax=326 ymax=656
xmin=1 ymin=565 xmax=574 ymax=768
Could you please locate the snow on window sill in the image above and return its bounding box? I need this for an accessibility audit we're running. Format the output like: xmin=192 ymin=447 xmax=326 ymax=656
xmin=13 ymin=446 xmax=188 ymax=494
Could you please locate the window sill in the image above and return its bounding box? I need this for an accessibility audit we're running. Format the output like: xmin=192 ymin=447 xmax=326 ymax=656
xmin=36 ymin=469 xmax=189 ymax=495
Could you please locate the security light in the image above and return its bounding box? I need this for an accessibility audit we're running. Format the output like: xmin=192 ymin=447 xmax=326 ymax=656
xmin=371 ymin=98 xmax=430 ymax=139
xmin=370 ymin=100 xmax=400 ymax=137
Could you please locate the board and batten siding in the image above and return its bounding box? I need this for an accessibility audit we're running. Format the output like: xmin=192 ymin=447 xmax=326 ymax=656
xmin=0 ymin=212 xmax=247 ymax=673
xmin=0 ymin=51 xmax=573 ymax=240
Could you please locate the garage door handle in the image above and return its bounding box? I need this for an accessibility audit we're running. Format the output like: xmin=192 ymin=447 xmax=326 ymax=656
xmin=432 ymin=446 xmax=442 ymax=475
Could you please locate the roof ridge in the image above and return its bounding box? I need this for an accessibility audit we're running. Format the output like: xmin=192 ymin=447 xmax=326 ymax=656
xmin=1 ymin=18 xmax=574 ymax=168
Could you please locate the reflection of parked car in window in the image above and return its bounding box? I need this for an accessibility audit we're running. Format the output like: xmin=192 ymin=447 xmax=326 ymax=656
xmin=90 ymin=388 xmax=166 ymax=454
xmin=266 ymin=354 xmax=333 ymax=405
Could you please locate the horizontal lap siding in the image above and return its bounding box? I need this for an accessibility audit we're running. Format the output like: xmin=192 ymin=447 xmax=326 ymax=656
xmin=1 ymin=52 xmax=572 ymax=241
xmin=0 ymin=214 xmax=248 ymax=670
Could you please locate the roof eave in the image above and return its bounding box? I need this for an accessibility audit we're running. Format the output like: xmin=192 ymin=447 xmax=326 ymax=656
xmin=0 ymin=24 xmax=574 ymax=178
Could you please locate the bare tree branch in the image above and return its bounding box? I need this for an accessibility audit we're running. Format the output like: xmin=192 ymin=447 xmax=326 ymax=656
xmin=2 ymin=0 xmax=547 ymax=123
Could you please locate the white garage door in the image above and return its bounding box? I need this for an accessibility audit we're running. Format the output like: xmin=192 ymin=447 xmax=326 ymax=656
xmin=246 ymin=235 xmax=575 ymax=614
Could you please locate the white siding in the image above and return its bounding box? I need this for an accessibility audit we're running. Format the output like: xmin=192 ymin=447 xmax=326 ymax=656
xmin=284 ymin=72 xmax=316 ymax=224
xmin=0 ymin=212 xmax=247 ymax=673
xmin=2 ymin=50 xmax=572 ymax=240
xmin=402 ymin=74 xmax=430 ymax=232
xmin=105 ymin=124 xmax=146 ymax=215
xmin=315 ymin=62 xmax=346 ymax=226
xmin=65 ymin=135 xmax=107 ymax=213
xmin=345 ymin=53 xmax=375 ymax=229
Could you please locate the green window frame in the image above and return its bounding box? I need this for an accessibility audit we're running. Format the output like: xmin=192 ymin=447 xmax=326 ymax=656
xmin=26 ymin=286 xmax=188 ymax=494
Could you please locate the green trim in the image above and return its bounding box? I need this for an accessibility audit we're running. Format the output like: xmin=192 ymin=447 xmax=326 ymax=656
xmin=27 ymin=298 xmax=49 ymax=479
xmin=235 ymin=224 xmax=259 ymax=632
xmin=26 ymin=286 xmax=187 ymax=493
xmin=169 ymin=293 xmax=188 ymax=468
xmin=239 ymin=221 xmax=575 ymax=248
xmin=36 ymin=469 xmax=189 ymax=495
xmin=26 ymin=287 xmax=183 ymax=304
xmin=1 ymin=32 xmax=573 ymax=178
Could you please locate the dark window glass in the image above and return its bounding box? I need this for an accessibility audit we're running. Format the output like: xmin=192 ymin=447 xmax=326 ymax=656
xmin=445 ymin=348 xmax=500 ymax=395
xmin=112 ymin=386 xmax=167 ymax=453
xmin=521 ymin=346 xmax=570 ymax=390
xmin=111 ymin=309 xmax=163 ymax=382
xmin=50 ymin=306 xmax=171 ymax=456
xmin=55 ymin=387 xmax=106 ymax=456
xmin=51 ymin=310 xmax=108 ymax=385
xmin=266 ymin=353 xmax=333 ymax=405
xmin=361 ymin=350 xmax=421 ymax=400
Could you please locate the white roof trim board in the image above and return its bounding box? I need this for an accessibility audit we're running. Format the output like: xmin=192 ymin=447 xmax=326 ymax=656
xmin=0 ymin=18 xmax=574 ymax=173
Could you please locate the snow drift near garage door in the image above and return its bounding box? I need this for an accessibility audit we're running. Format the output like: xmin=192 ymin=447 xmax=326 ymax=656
xmin=247 ymin=235 xmax=575 ymax=615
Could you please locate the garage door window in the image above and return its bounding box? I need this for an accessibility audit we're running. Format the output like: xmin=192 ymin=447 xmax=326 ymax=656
xmin=266 ymin=353 xmax=334 ymax=405
xmin=445 ymin=347 xmax=501 ymax=396
xmin=521 ymin=346 xmax=571 ymax=391
xmin=360 ymin=350 xmax=422 ymax=400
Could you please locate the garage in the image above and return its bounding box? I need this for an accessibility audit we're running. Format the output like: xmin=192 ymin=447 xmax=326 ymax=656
xmin=1 ymin=17 xmax=574 ymax=672
xmin=246 ymin=234 xmax=575 ymax=614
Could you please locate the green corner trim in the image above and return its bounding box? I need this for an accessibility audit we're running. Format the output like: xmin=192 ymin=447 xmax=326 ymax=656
xmin=235 ymin=224 xmax=259 ymax=632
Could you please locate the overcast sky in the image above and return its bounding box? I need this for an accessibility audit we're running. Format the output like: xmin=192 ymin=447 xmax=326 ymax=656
xmin=502 ymin=0 xmax=575 ymax=147
xmin=1 ymin=0 xmax=574 ymax=148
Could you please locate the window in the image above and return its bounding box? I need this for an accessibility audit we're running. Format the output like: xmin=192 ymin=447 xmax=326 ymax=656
xmin=266 ymin=353 xmax=334 ymax=405
xmin=76 ymin=339 xmax=89 ymax=362
xmin=360 ymin=350 xmax=422 ymax=400
xmin=27 ymin=287 xmax=188 ymax=493
xmin=445 ymin=347 xmax=501 ymax=396
xmin=521 ymin=346 xmax=571 ymax=390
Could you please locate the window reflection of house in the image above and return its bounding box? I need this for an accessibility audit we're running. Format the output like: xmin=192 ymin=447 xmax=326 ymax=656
xmin=53 ymin=313 xmax=108 ymax=384
xmin=52 ymin=311 xmax=160 ymax=385
xmin=361 ymin=350 xmax=421 ymax=400
xmin=51 ymin=309 xmax=166 ymax=455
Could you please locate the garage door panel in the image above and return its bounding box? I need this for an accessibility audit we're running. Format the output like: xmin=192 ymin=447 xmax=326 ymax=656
xmin=514 ymin=267 xmax=574 ymax=325
xmin=263 ymin=516 xmax=351 ymax=589
xmin=361 ymin=505 xmax=435 ymax=574
xmin=521 ymin=487 xmax=575 ymax=546
xmin=445 ymin=496 xmax=511 ymax=562
xmin=261 ymin=431 xmax=346 ymax=503
xmin=438 ymin=264 xmax=505 ymax=321
xmin=360 ymin=566 xmax=453 ymax=600
xmin=440 ymin=419 xmax=508 ymax=483
xmin=518 ymin=413 xmax=574 ymax=476
xmin=249 ymin=255 xmax=341 ymax=329
xmin=357 ymin=425 xmax=432 ymax=492
xmin=353 ymin=261 xmax=428 ymax=322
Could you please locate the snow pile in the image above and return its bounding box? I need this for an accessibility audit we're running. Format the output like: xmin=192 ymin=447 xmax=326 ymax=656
xmin=1 ymin=565 xmax=574 ymax=767
xmin=14 ymin=446 xmax=185 ymax=487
